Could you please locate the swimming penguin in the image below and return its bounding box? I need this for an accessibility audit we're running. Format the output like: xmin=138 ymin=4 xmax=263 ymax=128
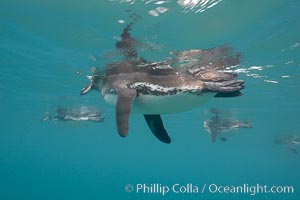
xmin=274 ymin=135 xmax=300 ymax=154
xmin=41 ymin=106 xmax=104 ymax=122
xmin=81 ymin=23 xmax=245 ymax=143
xmin=204 ymin=108 xmax=252 ymax=142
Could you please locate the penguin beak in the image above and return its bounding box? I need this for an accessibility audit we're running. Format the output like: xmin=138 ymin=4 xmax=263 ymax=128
xmin=87 ymin=75 xmax=93 ymax=81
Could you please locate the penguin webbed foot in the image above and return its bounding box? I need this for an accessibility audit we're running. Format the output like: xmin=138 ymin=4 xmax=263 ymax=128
xmin=144 ymin=114 xmax=171 ymax=144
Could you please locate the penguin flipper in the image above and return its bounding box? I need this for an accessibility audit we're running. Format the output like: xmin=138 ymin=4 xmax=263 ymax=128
xmin=211 ymin=131 xmax=217 ymax=142
xmin=144 ymin=114 xmax=171 ymax=144
xmin=116 ymin=88 xmax=136 ymax=137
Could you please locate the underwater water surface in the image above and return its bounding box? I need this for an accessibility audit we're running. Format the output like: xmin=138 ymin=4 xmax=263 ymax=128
xmin=1 ymin=0 xmax=300 ymax=199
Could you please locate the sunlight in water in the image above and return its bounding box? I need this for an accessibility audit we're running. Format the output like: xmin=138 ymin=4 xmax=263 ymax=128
xmin=113 ymin=0 xmax=222 ymax=16
xmin=177 ymin=0 xmax=223 ymax=13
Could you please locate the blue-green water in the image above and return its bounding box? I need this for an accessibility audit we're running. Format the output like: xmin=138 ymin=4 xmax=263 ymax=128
xmin=1 ymin=0 xmax=300 ymax=199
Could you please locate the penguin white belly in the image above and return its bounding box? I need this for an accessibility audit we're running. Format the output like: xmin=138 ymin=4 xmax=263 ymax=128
xmin=103 ymin=92 xmax=215 ymax=114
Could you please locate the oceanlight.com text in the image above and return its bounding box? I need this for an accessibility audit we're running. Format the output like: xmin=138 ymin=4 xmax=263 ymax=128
xmin=207 ymin=183 xmax=294 ymax=196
